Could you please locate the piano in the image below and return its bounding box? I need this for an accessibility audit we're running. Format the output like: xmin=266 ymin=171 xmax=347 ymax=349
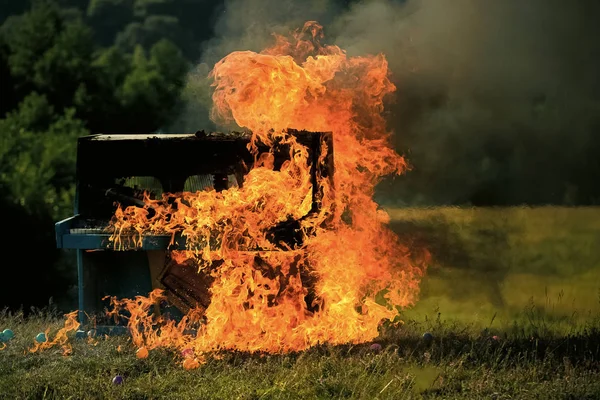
xmin=55 ymin=130 xmax=334 ymax=329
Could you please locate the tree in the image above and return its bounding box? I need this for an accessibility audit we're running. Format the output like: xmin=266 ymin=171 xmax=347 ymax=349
xmin=0 ymin=33 xmax=18 ymax=117
xmin=133 ymin=0 xmax=173 ymax=18
xmin=0 ymin=93 xmax=88 ymax=311
xmin=0 ymin=0 xmax=191 ymax=312
xmin=87 ymin=0 xmax=134 ymax=46
xmin=3 ymin=1 xmax=95 ymax=117
xmin=115 ymin=14 xmax=183 ymax=54
xmin=2 ymin=1 xmax=190 ymax=133
xmin=115 ymin=40 xmax=188 ymax=131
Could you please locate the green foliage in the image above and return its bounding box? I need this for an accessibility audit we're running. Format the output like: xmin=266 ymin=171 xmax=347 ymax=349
xmin=133 ymin=0 xmax=173 ymax=19
xmin=88 ymin=0 xmax=219 ymax=60
xmin=0 ymin=91 xmax=85 ymax=311
xmin=0 ymin=0 xmax=194 ymax=312
xmin=87 ymin=40 xmax=188 ymax=131
xmin=122 ymin=40 xmax=187 ymax=124
xmin=2 ymin=2 xmax=64 ymax=82
xmin=92 ymin=46 xmax=131 ymax=87
xmin=2 ymin=0 xmax=190 ymax=133
xmin=149 ymin=38 xmax=189 ymax=84
xmin=88 ymin=0 xmax=132 ymax=17
xmin=119 ymin=45 xmax=164 ymax=111
xmin=3 ymin=2 xmax=94 ymax=118
xmin=115 ymin=14 xmax=182 ymax=53
xmin=0 ymin=93 xmax=87 ymax=220
xmin=87 ymin=0 xmax=134 ymax=46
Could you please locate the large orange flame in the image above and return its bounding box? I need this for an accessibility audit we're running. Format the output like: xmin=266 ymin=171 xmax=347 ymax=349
xmin=105 ymin=21 xmax=428 ymax=367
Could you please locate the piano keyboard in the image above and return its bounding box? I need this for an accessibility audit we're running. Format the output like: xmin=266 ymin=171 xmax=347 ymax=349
xmin=70 ymin=228 xmax=109 ymax=234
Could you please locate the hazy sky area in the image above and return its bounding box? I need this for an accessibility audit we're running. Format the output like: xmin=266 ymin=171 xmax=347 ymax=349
xmin=176 ymin=0 xmax=600 ymax=206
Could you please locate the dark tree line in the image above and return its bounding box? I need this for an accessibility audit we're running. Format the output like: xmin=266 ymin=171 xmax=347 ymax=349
xmin=0 ymin=0 xmax=219 ymax=311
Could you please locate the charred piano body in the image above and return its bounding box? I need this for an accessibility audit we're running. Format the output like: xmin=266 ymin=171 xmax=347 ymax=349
xmin=55 ymin=130 xmax=334 ymax=328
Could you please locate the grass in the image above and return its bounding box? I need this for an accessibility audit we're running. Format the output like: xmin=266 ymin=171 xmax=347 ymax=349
xmin=1 ymin=309 xmax=600 ymax=399
xmin=388 ymin=206 xmax=600 ymax=330
xmin=1 ymin=206 xmax=600 ymax=399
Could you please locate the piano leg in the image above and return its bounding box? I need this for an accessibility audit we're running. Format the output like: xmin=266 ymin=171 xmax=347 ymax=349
xmin=77 ymin=249 xmax=85 ymax=328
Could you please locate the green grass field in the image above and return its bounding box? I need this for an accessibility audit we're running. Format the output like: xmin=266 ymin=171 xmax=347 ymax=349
xmin=389 ymin=207 xmax=600 ymax=331
xmin=1 ymin=207 xmax=600 ymax=399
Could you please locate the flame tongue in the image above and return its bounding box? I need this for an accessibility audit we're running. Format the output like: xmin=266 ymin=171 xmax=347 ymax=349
xmin=29 ymin=311 xmax=79 ymax=356
xmin=108 ymin=21 xmax=427 ymax=363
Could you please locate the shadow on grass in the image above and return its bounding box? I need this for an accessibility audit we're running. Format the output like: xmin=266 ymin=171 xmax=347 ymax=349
xmin=2 ymin=307 xmax=600 ymax=399
xmin=210 ymin=322 xmax=600 ymax=374
xmin=389 ymin=212 xmax=513 ymax=308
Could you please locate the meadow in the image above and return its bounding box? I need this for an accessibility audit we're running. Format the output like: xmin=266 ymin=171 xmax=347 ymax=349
xmin=390 ymin=206 xmax=600 ymax=330
xmin=1 ymin=206 xmax=599 ymax=399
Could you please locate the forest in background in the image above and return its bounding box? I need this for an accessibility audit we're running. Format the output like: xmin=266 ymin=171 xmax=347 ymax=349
xmin=0 ymin=0 xmax=220 ymax=311
xmin=1 ymin=0 xmax=599 ymax=311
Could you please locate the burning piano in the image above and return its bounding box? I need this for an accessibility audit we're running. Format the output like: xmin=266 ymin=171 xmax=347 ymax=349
xmin=55 ymin=130 xmax=334 ymax=331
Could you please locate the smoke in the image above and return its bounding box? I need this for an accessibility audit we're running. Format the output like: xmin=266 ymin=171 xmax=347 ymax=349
xmin=172 ymin=0 xmax=600 ymax=205
xmin=331 ymin=0 xmax=600 ymax=205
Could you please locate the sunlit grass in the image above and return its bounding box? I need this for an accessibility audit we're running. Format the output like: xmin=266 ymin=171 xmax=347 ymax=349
xmin=387 ymin=206 xmax=600 ymax=332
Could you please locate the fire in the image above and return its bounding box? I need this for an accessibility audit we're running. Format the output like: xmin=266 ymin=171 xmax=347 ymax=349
xmin=38 ymin=22 xmax=428 ymax=363
xmin=29 ymin=311 xmax=79 ymax=356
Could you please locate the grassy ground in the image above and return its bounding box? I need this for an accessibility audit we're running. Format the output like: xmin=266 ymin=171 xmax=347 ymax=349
xmin=389 ymin=206 xmax=600 ymax=331
xmin=1 ymin=206 xmax=600 ymax=399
